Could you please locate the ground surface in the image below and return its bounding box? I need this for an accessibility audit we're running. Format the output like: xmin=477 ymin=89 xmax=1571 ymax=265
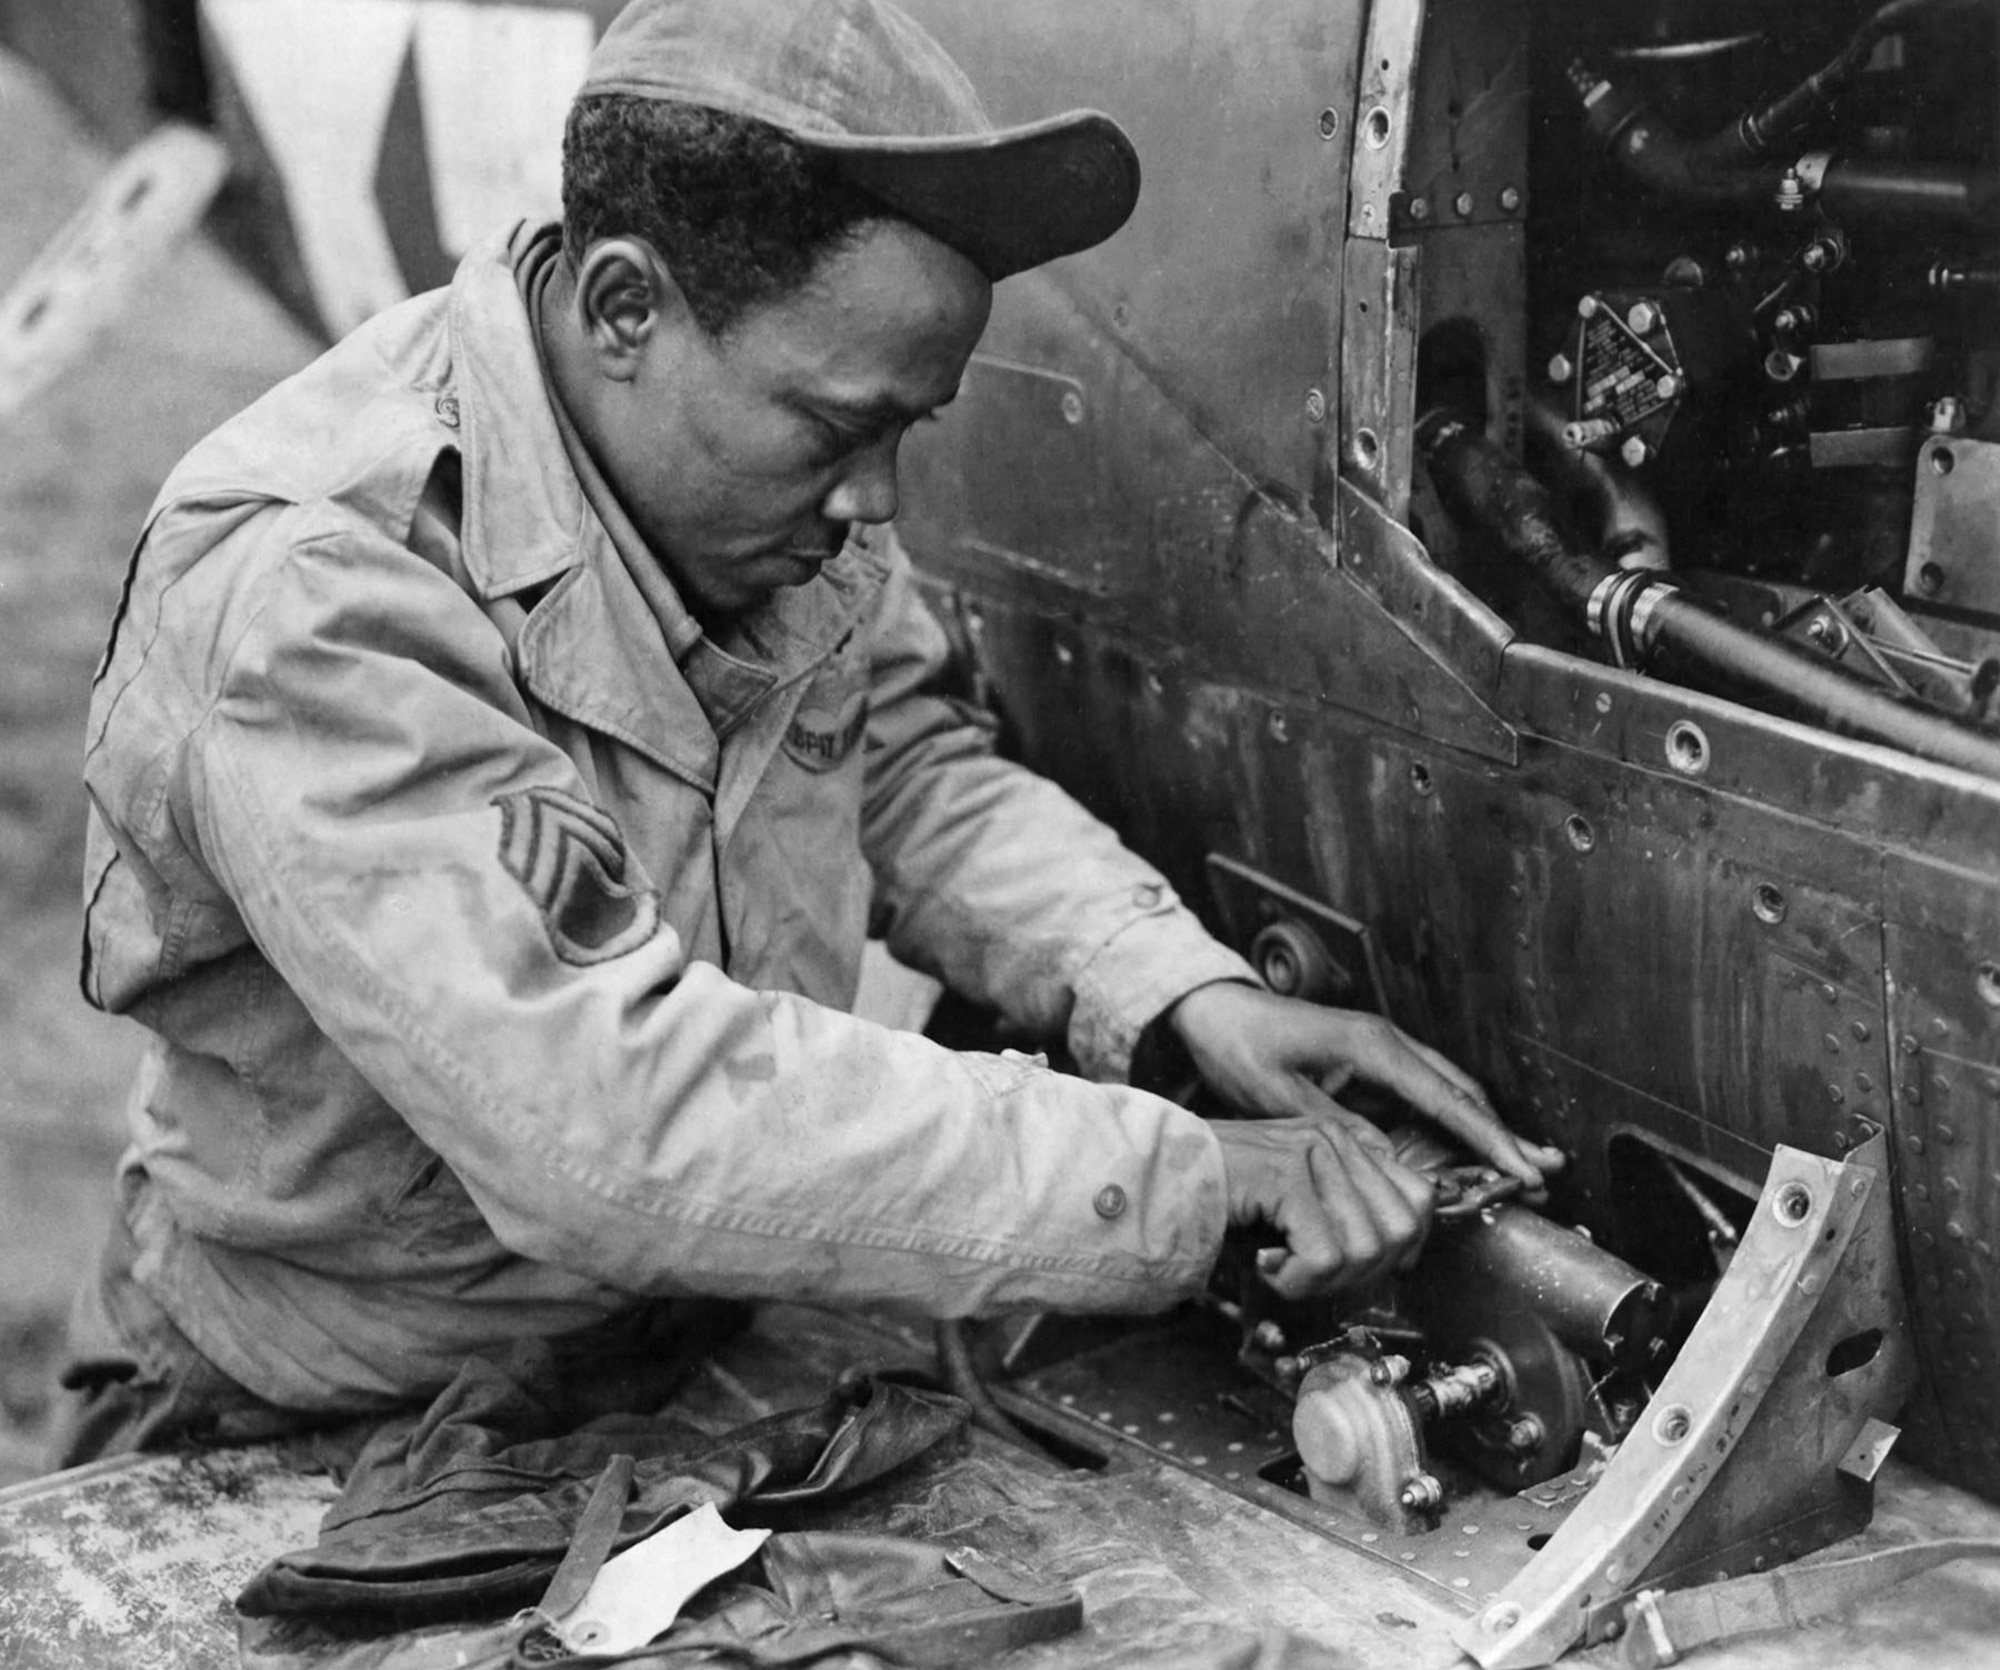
xmin=0 ymin=50 xmax=311 ymax=1484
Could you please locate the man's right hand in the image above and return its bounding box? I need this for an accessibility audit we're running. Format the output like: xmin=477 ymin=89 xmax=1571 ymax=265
xmin=1212 ymin=1114 xmax=1436 ymax=1300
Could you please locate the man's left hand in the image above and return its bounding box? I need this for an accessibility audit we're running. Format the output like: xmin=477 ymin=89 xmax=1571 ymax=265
xmin=1165 ymin=981 xmax=1565 ymax=1194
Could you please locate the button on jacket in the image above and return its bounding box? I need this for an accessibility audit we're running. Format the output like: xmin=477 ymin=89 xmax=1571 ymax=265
xmin=80 ymin=224 xmax=1252 ymax=1414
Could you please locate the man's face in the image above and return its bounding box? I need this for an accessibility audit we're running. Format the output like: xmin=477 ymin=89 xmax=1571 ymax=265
xmin=602 ymin=220 xmax=992 ymax=622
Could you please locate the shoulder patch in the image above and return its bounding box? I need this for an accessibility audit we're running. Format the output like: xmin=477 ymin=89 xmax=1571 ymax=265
xmin=783 ymin=687 xmax=869 ymax=774
xmin=494 ymin=787 xmax=660 ymax=966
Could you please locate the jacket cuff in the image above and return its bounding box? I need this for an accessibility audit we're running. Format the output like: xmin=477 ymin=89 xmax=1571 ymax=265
xmin=1066 ymin=895 xmax=1261 ymax=1082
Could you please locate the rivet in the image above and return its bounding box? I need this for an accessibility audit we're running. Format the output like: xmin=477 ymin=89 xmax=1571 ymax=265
xmin=1948 ymin=1223 xmax=1968 ymax=1242
xmin=1916 ymin=1184 xmax=1932 ymax=1202
xmin=1823 ymin=1033 xmax=1841 ymax=1054
xmin=1945 ymin=1176 xmax=1964 ymax=1195
xmin=1499 ymin=186 xmax=1522 ymax=213
xmin=1827 ymin=1085 xmax=1846 ymax=1105
xmin=1856 ymin=1071 xmax=1875 ymax=1093
xmin=1060 ymin=389 xmax=1086 ymax=425
xmin=1305 ymin=387 xmax=1328 ymax=424
xmin=1851 ymin=1020 xmax=1872 ymax=1042
xmin=1900 ymin=1034 xmax=1922 ymax=1056
xmin=1454 ymin=191 xmax=1475 ymax=218
xmin=1821 ymin=984 xmax=1839 ymax=1006
xmin=1939 ymin=1122 xmax=1958 ymax=1144
xmin=1409 ymin=196 xmax=1432 ymax=222
xmin=1908 ymin=1135 xmax=1927 ymax=1155
xmin=1932 ymin=1017 xmax=1951 ymax=1038
xmin=1919 ymin=1230 xmax=1937 ymax=1249
xmin=1933 ymin=1074 xmax=1952 ymax=1097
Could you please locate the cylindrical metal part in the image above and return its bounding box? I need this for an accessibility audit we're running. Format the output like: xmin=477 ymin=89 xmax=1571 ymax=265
xmin=1821 ymin=160 xmax=1995 ymax=227
xmin=1444 ymin=1203 xmax=1666 ymax=1364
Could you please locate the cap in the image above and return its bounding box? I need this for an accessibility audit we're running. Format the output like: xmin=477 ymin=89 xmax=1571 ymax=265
xmin=578 ymin=0 xmax=1140 ymax=278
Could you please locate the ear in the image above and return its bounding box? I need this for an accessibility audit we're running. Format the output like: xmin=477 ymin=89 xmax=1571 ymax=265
xmin=571 ymin=237 xmax=691 ymax=381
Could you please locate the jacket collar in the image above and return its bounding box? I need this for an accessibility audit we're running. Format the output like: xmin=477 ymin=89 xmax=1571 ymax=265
xmin=446 ymin=225 xmax=890 ymax=787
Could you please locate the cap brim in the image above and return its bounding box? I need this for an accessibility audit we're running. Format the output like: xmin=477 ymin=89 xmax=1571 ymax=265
xmin=800 ymin=110 xmax=1139 ymax=280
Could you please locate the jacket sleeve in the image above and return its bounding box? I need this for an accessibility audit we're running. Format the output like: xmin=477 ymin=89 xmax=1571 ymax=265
xmin=859 ymin=531 xmax=1259 ymax=1082
xmin=176 ymin=508 xmax=1227 ymax=1318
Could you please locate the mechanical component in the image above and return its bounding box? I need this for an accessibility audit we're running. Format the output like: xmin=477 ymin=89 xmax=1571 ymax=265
xmin=1418 ymin=413 xmax=2000 ymax=776
xmin=1906 ymin=434 xmax=2000 ymax=621
xmin=1459 ymin=1136 xmax=1917 ymax=1669
xmin=1292 ymin=1332 xmax=1439 ymax=1533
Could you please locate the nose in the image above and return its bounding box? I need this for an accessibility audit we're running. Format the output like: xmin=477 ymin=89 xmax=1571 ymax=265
xmin=820 ymin=434 xmax=901 ymax=526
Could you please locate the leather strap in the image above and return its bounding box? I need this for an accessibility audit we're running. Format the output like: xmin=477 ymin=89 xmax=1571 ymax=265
xmin=1621 ymin=1537 xmax=2000 ymax=1668
xmin=535 ymin=1453 xmax=635 ymax=1624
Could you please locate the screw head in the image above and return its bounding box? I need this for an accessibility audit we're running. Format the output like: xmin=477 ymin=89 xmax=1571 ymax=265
xmin=1305 ymin=386 xmax=1327 ymax=424
xmin=1548 ymin=352 xmax=1574 ymax=384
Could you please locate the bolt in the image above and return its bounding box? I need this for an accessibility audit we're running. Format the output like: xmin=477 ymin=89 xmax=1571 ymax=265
xmin=1508 ymin=1416 xmax=1545 ymax=1451
xmin=1776 ymin=168 xmax=1805 ymax=212
xmin=1500 ymin=186 xmax=1523 ymax=213
xmin=1578 ymin=295 xmax=1601 ymax=319
xmin=1400 ymin=1474 xmax=1444 ymax=1513
xmin=1548 ymin=352 xmax=1574 ymax=384
xmin=1656 ymin=374 xmax=1680 ymax=400
xmin=1931 ymin=396 xmax=1965 ymax=435
xmin=1626 ymin=301 xmax=1659 ymax=336
xmin=1725 ymin=242 xmax=1757 ymax=272
xmin=1620 ymin=434 xmax=1650 ymax=468
xmin=1454 ymin=191 xmax=1475 ymax=218
xmin=1485 ymin=1604 xmax=1523 ymax=1635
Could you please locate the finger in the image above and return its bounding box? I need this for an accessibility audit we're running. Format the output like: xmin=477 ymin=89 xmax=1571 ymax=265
xmin=1406 ymin=1035 xmax=1496 ymax=1107
xmin=1307 ymin=1131 xmax=1426 ymax=1287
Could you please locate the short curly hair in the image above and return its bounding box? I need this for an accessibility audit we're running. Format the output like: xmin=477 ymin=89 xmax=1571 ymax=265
xmin=561 ymin=95 xmax=893 ymax=336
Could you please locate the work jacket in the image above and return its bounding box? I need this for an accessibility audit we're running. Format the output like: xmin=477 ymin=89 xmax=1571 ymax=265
xmin=79 ymin=225 xmax=1249 ymax=1413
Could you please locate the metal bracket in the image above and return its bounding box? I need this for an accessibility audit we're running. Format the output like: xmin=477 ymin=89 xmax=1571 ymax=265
xmin=1456 ymin=1133 xmax=1916 ymax=1668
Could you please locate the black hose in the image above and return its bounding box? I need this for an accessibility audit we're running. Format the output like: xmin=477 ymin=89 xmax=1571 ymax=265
xmin=1417 ymin=412 xmax=2000 ymax=779
xmin=934 ymin=1319 xmax=1040 ymax=1450
xmin=1568 ymin=3 xmax=1993 ymax=221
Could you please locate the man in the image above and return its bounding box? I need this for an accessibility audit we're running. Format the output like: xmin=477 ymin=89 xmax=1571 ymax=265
xmin=59 ymin=0 xmax=1559 ymax=1463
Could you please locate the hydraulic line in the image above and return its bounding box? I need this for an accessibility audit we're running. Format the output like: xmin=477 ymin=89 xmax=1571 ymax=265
xmin=1416 ymin=411 xmax=2000 ymax=780
xmin=1567 ymin=0 xmax=1994 ymax=223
